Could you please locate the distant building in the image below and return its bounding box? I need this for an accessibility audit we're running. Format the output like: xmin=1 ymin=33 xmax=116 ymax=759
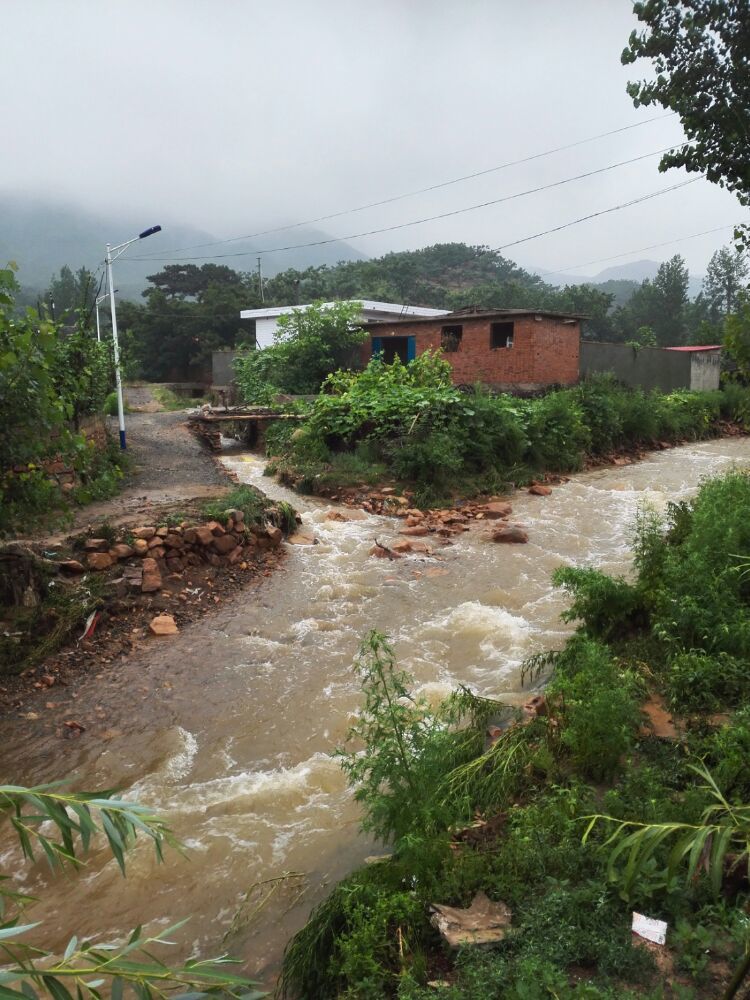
xmin=239 ymin=300 xmax=449 ymax=349
xmin=361 ymin=308 xmax=583 ymax=391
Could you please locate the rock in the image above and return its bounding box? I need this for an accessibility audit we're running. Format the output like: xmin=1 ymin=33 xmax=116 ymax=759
xmin=528 ymin=483 xmax=552 ymax=496
xmin=84 ymin=538 xmax=108 ymax=551
xmin=156 ymin=526 xmax=169 ymax=538
xmin=523 ymin=694 xmax=547 ymax=718
xmin=147 ymin=536 xmax=163 ymax=549
xmin=194 ymin=525 xmax=215 ymax=546
xmin=266 ymin=525 xmax=283 ymax=546
xmin=207 ymin=520 xmax=225 ymax=536
xmin=489 ymin=524 xmax=528 ymax=544
xmin=287 ymin=531 xmax=317 ymax=545
xmin=227 ymin=545 xmax=246 ymax=564
xmin=183 ymin=528 xmax=198 ymax=544
xmin=430 ymin=892 xmax=512 ymax=947
xmin=86 ymin=552 xmax=114 ymax=570
xmin=163 ymin=533 xmax=184 ymax=549
xmin=213 ymin=534 xmax=238 ymax=554
xmin=325 ymin=510 xmax=349 ymax=522
xmin=111 ymin=543 xmax=134 ymax=560
xmin=133 ymin=538 xmax=149 ymax=556
xmin=148 ymin=613 xmax=178 ymax=636
xmin=390 ymin=539 xmax=413 ymax=553
xmin=150 ymin=545 xmax=166 ymax=560
xmin=406 ymin=508 xmax=424 ymax=519
xmin=399 ymin=525 xmax=430 ymax=537
xmin=480 ymin=501 xmax=513 ymax=519
xmin=133 ymin=527 xmax=156 ymax=540
xmin=370 ymin=540 xmax=402 ymax=559
xmin=141 ymin=557 xmax=163 ymax=593
xmin=59 ymin=559 xmax=85 ymax=574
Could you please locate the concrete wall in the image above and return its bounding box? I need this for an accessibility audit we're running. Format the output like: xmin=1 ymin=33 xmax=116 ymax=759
xmin=212 ymin=350 xmax=246 ymax=386
xmin=364 ymin=316 xmax=580 ymax=390
xmin=689 ymin=351 xmax=721 ymax=391
xmin=580 ymin=342 xmax=693 ymax=392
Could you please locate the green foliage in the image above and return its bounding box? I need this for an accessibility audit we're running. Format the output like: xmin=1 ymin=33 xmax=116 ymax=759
xmin=0 ymin=268 xmax=121 ymax=533
xmin=234 ymin=300 xmax=366 ymax=401
xmin=623 ymin=1 xmax=750 ymax=206
xmin=586 ymin=762 xmax=750 ymax=901
xmin=150 ymin=386 xmax=208 ymax=410
xmin=272 ymin=357 xmax=750 ymax=498
xmin=0 ymin=783 xmax=263 ymax=999
xmin=334 ymin=631 xmax=454 ymax=845
xmin=724 ymin=298 xmax=750 ymax=383
xmin=549 ymin=639 xmax=642 ymax=782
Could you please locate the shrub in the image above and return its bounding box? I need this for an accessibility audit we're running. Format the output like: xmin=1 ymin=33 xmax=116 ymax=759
xmin=522 ymin=390 xmax=590 ymax=472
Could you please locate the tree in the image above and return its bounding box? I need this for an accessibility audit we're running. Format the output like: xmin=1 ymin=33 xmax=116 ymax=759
xmin=622 ymin=0 xmax=750 ymax=206
xmin=723 ymin=296 xmax=750 ymax=380
xmin=234 ymin=300 xmax=366 ymax=401
xmin=120 ymin=266 xmax=260 ymax=380
xmin=0 ymin=781 xmax=263 ymax=998
xmin=704 ymin=245 xmax=749 ymax=320
xmin=43 ymin=266 xmax=99 ymax=329
xmin=614 ymin=256 xmax=690 ymax=345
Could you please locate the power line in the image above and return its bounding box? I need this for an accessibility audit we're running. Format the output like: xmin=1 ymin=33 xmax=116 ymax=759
xmin=536 ymin=223 xmax=742 ymax=277
xmin=490 ymin=178 xmax=701 ymax=254
xmin=124 ymin=146 xmax=679 ymax=265
xmin=132 ymin=113 xmax=678 ymax=260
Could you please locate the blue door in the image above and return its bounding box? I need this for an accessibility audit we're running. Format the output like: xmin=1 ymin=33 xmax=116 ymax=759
xmin=371 ymin=336 xmax=383 ymax=357
xmin=407 ymin=336 xmax=416 ymax=362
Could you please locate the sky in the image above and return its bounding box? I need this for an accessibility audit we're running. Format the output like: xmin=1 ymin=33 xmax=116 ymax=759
xmin=3 ymin=0 xmax=747 ymax=279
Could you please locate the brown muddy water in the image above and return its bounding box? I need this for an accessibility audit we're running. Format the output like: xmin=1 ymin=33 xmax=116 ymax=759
xmin=2 ymin=438 xmax=750 ymax=988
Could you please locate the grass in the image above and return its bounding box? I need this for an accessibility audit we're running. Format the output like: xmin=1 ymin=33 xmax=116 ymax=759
xmin=151 ymin=386 xmax=209 ymax=411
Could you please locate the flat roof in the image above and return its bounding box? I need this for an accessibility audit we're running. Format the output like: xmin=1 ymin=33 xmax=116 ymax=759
xmin=362 ymin=308 xmax=586 ymax=327
xmin=665 ymin=345 xmax=722 ymax=352
xmin=239 ymin=300 xmax=449 ymax=320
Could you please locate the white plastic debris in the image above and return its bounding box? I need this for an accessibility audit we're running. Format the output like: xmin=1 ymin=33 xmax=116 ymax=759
xmin=632 ymin=912 xmax=668 ymax=945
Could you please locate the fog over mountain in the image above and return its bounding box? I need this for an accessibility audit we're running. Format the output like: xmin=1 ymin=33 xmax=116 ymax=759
xmin=3 ymin=0 xmax=747 ymax=290
xmin=0 ymin=195 xmax=367 ymax=300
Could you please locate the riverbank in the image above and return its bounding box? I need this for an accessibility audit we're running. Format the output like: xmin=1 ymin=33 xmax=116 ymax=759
xmin=1 ymin=437 xmax=749 ymax=992
xmin=281 ymin=468 xmax=750 ymax=999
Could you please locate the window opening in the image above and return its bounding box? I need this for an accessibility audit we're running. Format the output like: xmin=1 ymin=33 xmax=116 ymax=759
xmin=490 ymin=321 xmax=514 ymax=349
xmin=441 ymin=324 xmax=463 ymax=352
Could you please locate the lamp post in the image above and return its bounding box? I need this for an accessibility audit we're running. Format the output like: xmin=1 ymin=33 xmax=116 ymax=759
xmin=105 ymin=225 xmax=162 ymax=449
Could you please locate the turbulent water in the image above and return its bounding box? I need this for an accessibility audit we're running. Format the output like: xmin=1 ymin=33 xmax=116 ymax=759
xmin=2 ymin=438 xmax=750 ymax=986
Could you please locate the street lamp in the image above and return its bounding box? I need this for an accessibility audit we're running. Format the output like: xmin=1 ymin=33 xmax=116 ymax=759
xmin=105 ymin=225 xmax=162 ymax=449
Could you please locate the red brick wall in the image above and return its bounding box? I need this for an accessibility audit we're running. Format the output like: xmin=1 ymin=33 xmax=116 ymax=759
xmin=363 ymin=316 xmax=580 ymax=389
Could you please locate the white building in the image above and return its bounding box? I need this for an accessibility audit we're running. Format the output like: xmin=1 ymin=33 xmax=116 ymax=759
xmin=239 ymin=300 xmax=449 ymax=349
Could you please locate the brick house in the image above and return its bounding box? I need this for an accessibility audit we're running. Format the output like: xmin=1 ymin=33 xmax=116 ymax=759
xmin=362 ymin=308 xmax=583 ymax=391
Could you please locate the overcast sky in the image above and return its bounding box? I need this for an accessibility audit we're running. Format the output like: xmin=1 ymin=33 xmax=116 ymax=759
xmin=4 ymin=0 xmax=747 ymax=278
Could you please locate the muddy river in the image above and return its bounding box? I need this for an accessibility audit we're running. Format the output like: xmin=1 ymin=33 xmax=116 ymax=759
xmin=2 ymin=438 xmax=749 ymax=986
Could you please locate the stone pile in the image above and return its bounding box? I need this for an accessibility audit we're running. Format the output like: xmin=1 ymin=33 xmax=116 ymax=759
xmin=61 ymin=508 xmax=288 ymax=595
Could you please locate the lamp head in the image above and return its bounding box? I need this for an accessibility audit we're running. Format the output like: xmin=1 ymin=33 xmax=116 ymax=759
xmin=138 ymin=225 xmax=162 ymax=240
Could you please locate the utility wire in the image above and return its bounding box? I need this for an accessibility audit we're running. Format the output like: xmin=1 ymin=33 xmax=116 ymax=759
xmin=125 ymin=146 xmax=680 ymax=265
xmin=490 ymin=177 xmax=701 ymax=253
xmin=132 ymin=113 xmax=678 ymax=260
xmin=536 ymin=222 xmax=742 ymax=277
